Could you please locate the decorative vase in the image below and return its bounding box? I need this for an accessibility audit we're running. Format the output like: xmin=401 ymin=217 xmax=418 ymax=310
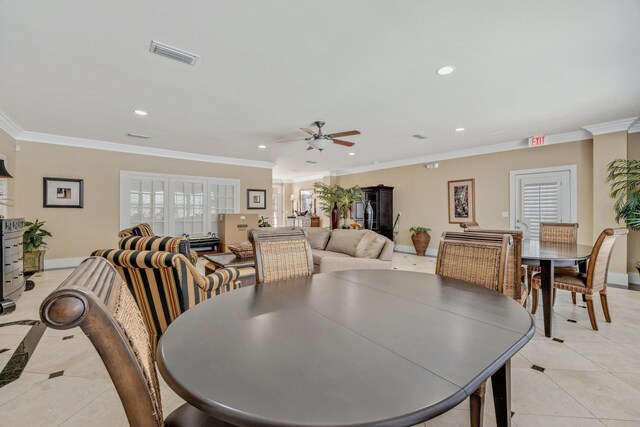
xmin=343 ymin=216 xmax=349 ymax=229
xmin=365 ymin=201 xmax=373 ymax=230
xmin=331 ymin=202 xmax=339 ymax=230
xmin=411 ymin=233 xmax=431 ymax=257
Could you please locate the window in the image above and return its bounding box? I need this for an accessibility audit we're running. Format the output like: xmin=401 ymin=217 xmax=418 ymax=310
xmin=121 ymin=171 xmax=239 ymax=236
xmin=272 ymin=184 xmax=282 ymax=227
xmin=510 ymin=166 xmax=576 ymax=239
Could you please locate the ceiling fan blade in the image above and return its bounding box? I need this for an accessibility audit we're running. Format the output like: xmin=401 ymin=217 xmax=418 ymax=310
xmin=332 ymin=139 xmax=355 ymax=147
xmin=327 ymin=130 xmax=360 ymax=138
xmin=300 ymin=128 xmax=315 ymax=135
xmin=275 ymin=138 xmax=308 ymax=143
xmin=306 ymin=146 xmax=314 ymax=151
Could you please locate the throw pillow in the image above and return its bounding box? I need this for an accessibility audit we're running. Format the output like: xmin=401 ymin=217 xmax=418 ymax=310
xmin=325 ymin=229 xmax=367 ymax=257
xmin=302 ymin=227 xmax=331 ymax=250
xmin=355 ymin=231 xmax=387 ymax=259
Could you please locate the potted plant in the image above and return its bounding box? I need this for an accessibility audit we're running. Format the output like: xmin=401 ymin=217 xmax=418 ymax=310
xmin=409 ymin=226 xmax=432 ymax=257
xmin=258 ymin=216 xmax=272 ymax=227
xmin=313 ymin=183 xmax=364 ymax=229
xmin=607 ymin=159 xmax=640 ymax=274
xmin=23 ymin=219 xmax=52 ymax=274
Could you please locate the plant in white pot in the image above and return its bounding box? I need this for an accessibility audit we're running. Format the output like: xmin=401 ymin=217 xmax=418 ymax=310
xmin=607 ymin=159 xmax=640 ymax=274
xmin=23 ymin=219 xmax=52 ymax=274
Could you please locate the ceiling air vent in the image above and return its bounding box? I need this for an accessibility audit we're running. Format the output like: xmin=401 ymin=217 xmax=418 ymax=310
xmin=149 ymin=41 xmax=200 ymax=66
xmin=412 ymin=134 xmax=427 ymax=140
xmin=306 ymin=160 xmax=318 ymax=164
xmin=127 ymin=132 xmax=150 ymax=139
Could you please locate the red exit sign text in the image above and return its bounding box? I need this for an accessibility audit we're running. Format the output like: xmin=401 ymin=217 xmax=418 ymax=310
xmin=528 ymin=135 xmax=546 ymax=147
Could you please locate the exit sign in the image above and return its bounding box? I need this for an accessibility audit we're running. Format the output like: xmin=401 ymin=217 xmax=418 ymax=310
xmin=528 ymin=135 xmax=546 ymax=147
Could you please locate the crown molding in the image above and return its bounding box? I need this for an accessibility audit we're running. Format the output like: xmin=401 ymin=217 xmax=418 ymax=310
xmin=628 ymin=118 xmax=640 ymax=134
xmin=582 ymin=117 xmax=638 ymax=136
xmin=16 ymin=131 xmax=274 ymax=169
xmin=0 ymin=110 xmax=24 ymax=139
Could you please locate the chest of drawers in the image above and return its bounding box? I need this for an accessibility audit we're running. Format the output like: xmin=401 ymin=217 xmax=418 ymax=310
xmin=0 ymin=218 xmax=25 ymax=315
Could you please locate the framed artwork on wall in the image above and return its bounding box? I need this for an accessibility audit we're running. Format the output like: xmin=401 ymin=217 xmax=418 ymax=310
xmin=448 ymin=178 xmax=475 ymax=224
xmin=247 ymin=189 xmax=266 ymax=209
xmin=43 ymin=177 xmax=84 ymax=208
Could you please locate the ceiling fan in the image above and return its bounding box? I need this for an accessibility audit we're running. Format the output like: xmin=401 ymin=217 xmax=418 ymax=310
xmin=276 ymin=121 xmax=360 ymax=151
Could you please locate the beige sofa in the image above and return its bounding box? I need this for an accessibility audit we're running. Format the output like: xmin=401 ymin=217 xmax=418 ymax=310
xmin=302 ymin=228 xmax=393 ymax=273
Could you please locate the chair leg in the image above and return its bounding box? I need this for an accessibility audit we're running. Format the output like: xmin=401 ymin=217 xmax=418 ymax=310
xmin=531 ymin=288 xmax=538 ymax=314
xmin=582 ymin=293 xmax=586 ymax=302
xmin=600 ymin=292 xmax=612 ymax=323
xmin=553 ymin=288 xmax=557 ymax=306
xmin=571 ymin=292 xmax=576 ymax=304
xmin=470 ymin=383 xmax=486 ymax=427
xmin=586 ymin=296 xmax=598 ymax=331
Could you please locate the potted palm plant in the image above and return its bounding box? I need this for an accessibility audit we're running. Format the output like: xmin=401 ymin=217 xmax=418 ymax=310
xmin=313 ymin=183 xmax=364 ymax=228
xmin=23 ymin=219 xmax=52 ymax=274
xmin=409 ymin=226 xmax=431 ymax=257
xmin=607 ymin=159 xmax=640 ymax=274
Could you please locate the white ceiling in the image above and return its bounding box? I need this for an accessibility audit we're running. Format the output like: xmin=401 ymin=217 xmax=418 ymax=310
xmin=1 ymin=1 xmax=639 ymax=180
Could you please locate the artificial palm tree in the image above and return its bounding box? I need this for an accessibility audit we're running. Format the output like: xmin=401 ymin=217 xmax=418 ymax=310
xmin=313 ymin=183 xmax=364 ymax=221
xmin=607 ymin=159 xmax=640 ymax=271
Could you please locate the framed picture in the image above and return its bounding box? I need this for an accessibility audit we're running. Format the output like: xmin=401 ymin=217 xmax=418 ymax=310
xmin=43 ymin=177 xmax=84 ymax=208
xmin=448 ymin=178 xmax=475 ymax=224
xmin=299 ymin=189 xmax=314 ymax=215
xmin=247 ymin=189 xmax=266 ymax=209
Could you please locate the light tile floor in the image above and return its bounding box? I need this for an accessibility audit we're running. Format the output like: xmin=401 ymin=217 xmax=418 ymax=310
xmin=0 ymin=253 xmax=639 ymax=427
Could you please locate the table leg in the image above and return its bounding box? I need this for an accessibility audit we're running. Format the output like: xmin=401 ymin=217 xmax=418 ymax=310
xmin=541 ymin=260 xmax=554 ymax=337
xmin=579 ymin=260 xmax=587 ymax=302
xmin=491 ymin=359 xmax=512 ymax=427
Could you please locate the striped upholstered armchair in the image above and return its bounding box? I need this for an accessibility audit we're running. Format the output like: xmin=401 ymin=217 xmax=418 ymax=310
xmin=118 ymin=223 xmax=155 ymax=239
xmin=119 ymin=235 xmax=199 ymax=266
xmin=91 ymin=249 xmax=241 ymax=354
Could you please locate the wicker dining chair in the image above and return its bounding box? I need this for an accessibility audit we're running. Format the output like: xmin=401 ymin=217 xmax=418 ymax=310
xmin=40 ymin=257 xmax=231 ymax=427
xmin=464 ymin=229 xmax=527 ymax=306
xmin=436 ymin=231 xmax=512 ymax=427
xmin=248 ymin=227 xmax=314 ymax=284
xmin=528 ymin=222 xmax=580 ymax=305
xmin=531 ymin=227 xmax=628 ymax=331
xmin=91 ymin=249 xmax=240 ymax=354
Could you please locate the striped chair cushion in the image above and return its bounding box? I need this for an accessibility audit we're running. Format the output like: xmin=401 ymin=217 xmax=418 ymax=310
xmin=91 ymin=249 xmax=240 ymax=355
xmin=119 ymin=236 xmax=199 ymax=266
xmin=132 ymin=223 xmax=155 ymax=237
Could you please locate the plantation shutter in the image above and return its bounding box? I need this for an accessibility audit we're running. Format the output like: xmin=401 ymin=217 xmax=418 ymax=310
xmin=521 ymin=182 xmax=562 ymax=240
xmin=127 ymin=178 xmax=167 ymax=234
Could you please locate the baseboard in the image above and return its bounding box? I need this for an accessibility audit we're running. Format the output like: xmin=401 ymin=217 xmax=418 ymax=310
xmin=628 ymin=271 xmax=640 ymax=285
xmin=395 ymin=244 xmax=438 ymax=257
xmin=607 ymin=272 xmax=629 ymax=287
xmin=44 ymin=257 xmax=85 ymax=270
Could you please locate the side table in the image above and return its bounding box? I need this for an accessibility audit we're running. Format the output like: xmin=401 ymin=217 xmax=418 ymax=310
xmin=203 ymin=253 xmax=256 ymax=287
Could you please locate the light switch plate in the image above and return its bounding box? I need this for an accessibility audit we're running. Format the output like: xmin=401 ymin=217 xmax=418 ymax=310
xmin=501 ymin=211 xmax=509 ymax=218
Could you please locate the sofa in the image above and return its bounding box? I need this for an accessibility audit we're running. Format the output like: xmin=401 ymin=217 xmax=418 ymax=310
xmin=301 ymin=228 xmax=393 ymax=273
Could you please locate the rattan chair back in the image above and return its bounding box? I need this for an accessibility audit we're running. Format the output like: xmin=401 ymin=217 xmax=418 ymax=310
xmin=587 ymin=228 xmax=628 ymax=290
xmin=540 ymin=222 xmax=579 ymax=243
xmin=249 ymin=227 xmax=314 ymax=284
xmin=464 ymin=229 xmax=524 ymax=301
xmin=436 ymin=231 xmax=512 ymax=294
xmin=40 ymin=257 xmax=164 ymax=427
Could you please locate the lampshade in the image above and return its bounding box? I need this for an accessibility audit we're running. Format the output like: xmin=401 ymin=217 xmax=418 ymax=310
xmin=0 ymin=160 xmax=13 ymax=178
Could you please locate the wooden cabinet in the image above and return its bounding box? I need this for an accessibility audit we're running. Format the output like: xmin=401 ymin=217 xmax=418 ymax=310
xmin=0 ymin=218 xmax=25 ymax=315
xmin=353 ymin=185 xmax=394 ymax=240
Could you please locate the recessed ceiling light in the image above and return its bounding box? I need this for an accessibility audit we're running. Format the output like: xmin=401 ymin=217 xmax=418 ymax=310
xmin=258 ymin=145 xmax=266 ymax=149
xmin=372 ymin=161 xmax=380 ymax=164
xmin=436 ymin=65 xmax=455 ymax=76
xmin=348 ymin=152 xmax=355 ymax=156
xmin=455 ymin=127 xmax=465 ymax=132
xmin=134 ymin=110 xmax=148 ymax=116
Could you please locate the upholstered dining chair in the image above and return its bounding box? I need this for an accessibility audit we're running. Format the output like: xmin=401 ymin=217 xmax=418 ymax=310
xmin=528 ymin=222 xmax=580 ymax=304
xmin=464 ymin=229 xmax=527 ymax=306
xmin=248 ymin=227 xmax=314 ymax=284
xmin=118 ymin=224 xmax=199 ymax=264
xmin=40 ymin=257 xmax=232 ymax=427
xmin=436 ymin=231 xmax=512 ymax=427
xmin=119 ymin=235 xmax=199 ymax=266
xmin=91 ymin=249 xmax=240 ymax=354
xmin=531 ymin=227 xmax=628 ymax=331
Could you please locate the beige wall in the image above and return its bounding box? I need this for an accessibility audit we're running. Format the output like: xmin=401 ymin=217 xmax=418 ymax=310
xmin=337 ymin=139 xmax=594 ymax=253
xmin=628 ymin=132 xmax=640 ymax=280
xmin=592 ymin=132 xmax=628 ymax=277
xmin=13 ymin=141 xmax=272 ymax=260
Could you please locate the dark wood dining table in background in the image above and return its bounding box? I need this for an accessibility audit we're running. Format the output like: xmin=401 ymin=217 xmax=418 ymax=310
xmin=157 ymin=269 xmax=534 ymax=427
xmin=521 ymin=239 xmax=593 ymax=337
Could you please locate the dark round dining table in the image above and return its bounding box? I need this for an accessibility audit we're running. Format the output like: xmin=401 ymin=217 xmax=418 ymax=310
xmin=521 ymin=239 xmax=593 ymax=337
xmin=157 ymin=269 xmax=535 ymax=427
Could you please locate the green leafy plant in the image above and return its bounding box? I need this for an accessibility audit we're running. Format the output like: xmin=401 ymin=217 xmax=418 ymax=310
xmin=607 ymin=159 xmax=640 ymax=268
xmin=409 ymin=226 xmax=431 ymax=236
xmin=258 ymin=216 xmax=272 ymax=227
xmin=313 ymin=183 xmax=364 ymax=218
xmin=23 ymin=219 xmax=52 ymax=252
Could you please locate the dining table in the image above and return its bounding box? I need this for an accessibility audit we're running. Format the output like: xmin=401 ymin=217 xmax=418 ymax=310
xmin=157 ymin=269 xmax=535 ymax=427
xmin=521 ymin=239 xmax=593 ymax=337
